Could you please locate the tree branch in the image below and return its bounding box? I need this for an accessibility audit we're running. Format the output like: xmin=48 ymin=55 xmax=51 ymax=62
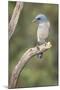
xmin=9 ymin=2 xmax=23 ymax=40
xmin=9 ymin=42 xmax=52 ymax=88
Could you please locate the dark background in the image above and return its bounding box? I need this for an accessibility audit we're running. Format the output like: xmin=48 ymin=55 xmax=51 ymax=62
xmin=9 ymin=2 xmax=58 ymax=88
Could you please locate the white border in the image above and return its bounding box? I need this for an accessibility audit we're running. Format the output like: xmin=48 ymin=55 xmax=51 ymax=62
xmin=0 ymin=0 xmax=60 ymax=90
xmin=8 ymin=0 xmax=60 ymax=4
xmin=0 ymin=0 xmax=8 ymax=88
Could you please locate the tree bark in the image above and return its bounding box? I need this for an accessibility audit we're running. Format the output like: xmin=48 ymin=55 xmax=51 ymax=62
xmin=9 ymin=42 xmax=52 ymax=88
xmin=9 ymin=2 xmax=23 ymax=40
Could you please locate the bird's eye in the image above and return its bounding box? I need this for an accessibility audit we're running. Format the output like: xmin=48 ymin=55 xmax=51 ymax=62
xmin=37 ymin=17 xmax=41 ymax=20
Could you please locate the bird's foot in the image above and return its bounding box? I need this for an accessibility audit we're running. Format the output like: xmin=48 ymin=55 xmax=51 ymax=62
xmin=44 ymin=42 xmax=47 ymax=46
xmin=36 ymin=45 xmax=40 ymax=50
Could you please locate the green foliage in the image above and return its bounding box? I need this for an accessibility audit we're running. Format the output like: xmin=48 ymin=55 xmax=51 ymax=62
xmin=9 ymin=2 xmax=58 ymax=88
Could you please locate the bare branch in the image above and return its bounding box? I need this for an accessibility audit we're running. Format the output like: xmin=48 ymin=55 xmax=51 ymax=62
xmin=9 ymin=2 xmax=23 ymax=40
xmin=9 ymin=42 xmax=52 ymax=88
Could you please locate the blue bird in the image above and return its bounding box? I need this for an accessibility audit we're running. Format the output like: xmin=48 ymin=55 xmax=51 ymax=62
xmin=32 ymin=14 xmax=50 ymax=58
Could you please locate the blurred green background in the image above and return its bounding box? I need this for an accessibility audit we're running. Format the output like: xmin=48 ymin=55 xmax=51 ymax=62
xmin=9 ymin=1 xmax=58 ymax=88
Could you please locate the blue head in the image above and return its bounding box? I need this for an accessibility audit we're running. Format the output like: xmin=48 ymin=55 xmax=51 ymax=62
xmin=32 ymin=14 xmax=48 ymax=24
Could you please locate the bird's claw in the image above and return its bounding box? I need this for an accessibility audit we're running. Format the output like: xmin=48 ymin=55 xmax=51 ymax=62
xmin=36 ymin=45 xmax=40 ymax=50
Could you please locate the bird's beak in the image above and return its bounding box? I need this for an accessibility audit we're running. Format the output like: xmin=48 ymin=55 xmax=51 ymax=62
xmin=32 ymin=19 xmax=36 ymax=22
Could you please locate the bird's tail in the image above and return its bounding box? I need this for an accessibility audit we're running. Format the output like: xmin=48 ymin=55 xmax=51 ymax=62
xmin=37 ymin=52 xmax=43 ymax=59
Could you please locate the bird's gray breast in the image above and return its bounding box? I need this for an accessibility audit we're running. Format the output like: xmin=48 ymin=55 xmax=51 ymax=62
xmin=37 ymin=22 xmax=50 ymax=43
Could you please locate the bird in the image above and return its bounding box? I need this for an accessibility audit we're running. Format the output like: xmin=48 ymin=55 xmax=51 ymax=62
xmin=32 ymin=14 xmax=50 ymax=59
